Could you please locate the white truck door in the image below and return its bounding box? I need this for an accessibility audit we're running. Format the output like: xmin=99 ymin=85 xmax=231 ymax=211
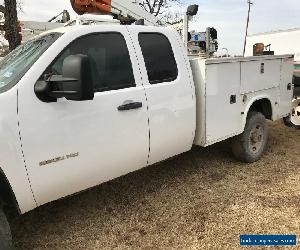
xmin=129 ymin=28 xmax=196 ymax=165
xmin=18 ymin=31 xmax=149 ymax=206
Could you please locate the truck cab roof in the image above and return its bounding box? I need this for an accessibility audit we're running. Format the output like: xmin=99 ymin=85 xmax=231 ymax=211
xmin=43 ymin=24 xmax=173 ymax=37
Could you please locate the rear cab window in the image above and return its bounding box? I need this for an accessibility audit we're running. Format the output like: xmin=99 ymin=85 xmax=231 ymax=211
xmin=138 ymin=32 xmax=178 ymax=84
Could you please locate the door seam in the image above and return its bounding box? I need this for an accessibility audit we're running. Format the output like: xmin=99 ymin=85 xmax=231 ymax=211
xmin=17 ymin=89 xmax=38 ymax=206
xmin=126 ymin=27 xmax=151 ymax=165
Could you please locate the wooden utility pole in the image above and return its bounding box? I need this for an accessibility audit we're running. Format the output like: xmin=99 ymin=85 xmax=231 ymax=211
xmin=243 ymin=0 xmax=253 ymax=57
xmin=4 ymin=0 xmax=21 ymax=51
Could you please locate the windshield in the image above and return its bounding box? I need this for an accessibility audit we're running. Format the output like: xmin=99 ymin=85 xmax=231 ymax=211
xmin=0 ymin=32 xmax=62 ymax=93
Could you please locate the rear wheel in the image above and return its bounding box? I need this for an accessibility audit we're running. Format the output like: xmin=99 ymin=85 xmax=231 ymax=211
xmin=232 ymin=112 xmax=268 ymax=163
xmin=0 ymin=207 xmax=13 ymax=250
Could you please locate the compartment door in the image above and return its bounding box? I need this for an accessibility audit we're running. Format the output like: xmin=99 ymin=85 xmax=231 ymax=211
xmin=278 ymin=58 xmax=294 ymax=117
xmin=241 ymin=59 xmax=281 ymax=94
xmin=205 ymin=62 xmax=242 ymax=144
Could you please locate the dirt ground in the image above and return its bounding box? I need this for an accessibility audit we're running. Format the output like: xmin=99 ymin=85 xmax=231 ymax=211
xmin=9 ymin=121 xmax=300 ymax=250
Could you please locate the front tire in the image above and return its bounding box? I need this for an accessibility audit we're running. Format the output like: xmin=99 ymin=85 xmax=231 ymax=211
xmin=0 ymin=207 xmax=13 ymax=250
xmin=232 ymin=112 xmax=268 ymax=163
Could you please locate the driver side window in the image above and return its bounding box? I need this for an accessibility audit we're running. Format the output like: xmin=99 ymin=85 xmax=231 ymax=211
xmin=47 ymin=32 xmax=136 ymax=92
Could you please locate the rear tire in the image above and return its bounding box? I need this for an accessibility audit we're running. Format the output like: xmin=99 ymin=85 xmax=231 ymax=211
xmin=0 ymin=207 xmax=13 ymax=250
xmin=232 ymin=112 xmax=268 ymax=163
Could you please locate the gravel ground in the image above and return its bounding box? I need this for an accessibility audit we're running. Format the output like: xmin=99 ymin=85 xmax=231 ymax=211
xmin=9 ymin=121 xmax=300 ymax=250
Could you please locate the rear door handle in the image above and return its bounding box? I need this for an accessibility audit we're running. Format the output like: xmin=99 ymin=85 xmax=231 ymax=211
xmin=118 ymin=102 xmax=143 ymax=111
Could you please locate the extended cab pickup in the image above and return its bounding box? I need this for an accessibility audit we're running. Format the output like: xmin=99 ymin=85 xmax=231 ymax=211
xmin=0 ymin=25 xmax=294 ymax=248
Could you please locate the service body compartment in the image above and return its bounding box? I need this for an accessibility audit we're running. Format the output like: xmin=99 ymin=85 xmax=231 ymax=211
xmin=241 ymin=59 xmax=281 ymax=93
xmin=190 ymin=55 xmax=294 ymax=147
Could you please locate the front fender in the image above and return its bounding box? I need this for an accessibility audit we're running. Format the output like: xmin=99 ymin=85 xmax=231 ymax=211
xmin=0 ymin=87 xmax=36 ymax=214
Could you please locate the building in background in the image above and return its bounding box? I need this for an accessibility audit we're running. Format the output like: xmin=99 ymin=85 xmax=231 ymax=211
xmin=245 ymin=28 xmax=300 ymax=62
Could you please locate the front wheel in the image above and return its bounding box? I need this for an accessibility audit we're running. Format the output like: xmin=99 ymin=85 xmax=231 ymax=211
xmin=0 ymin=207 xmax=13 ymax=250
xmin=232 ymin=112 xmax=268 ymax=163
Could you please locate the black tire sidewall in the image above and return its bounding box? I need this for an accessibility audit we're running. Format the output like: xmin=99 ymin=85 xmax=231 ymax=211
xmin=0 ymin=208 xmax=13 ymax=250
xmin=283 ymin=116 xmax=294 ymax=127
xmin=283 ymin=115 xmax=300 ymax=129
xmin=232 ymin=112 xmax=268 ymax=163
xmin=243 ymin=112 xmax=268 ymax=162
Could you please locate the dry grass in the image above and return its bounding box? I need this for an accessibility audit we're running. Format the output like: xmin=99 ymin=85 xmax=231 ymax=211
xmin=9 ymin=121 xmax=300 ymax=250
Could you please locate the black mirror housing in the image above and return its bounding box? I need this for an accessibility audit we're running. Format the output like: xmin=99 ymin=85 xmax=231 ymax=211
xmin=62 ymin=54 xmax=94 ymax=101
xmin=35 ymin=54 xmax=94 ymax=102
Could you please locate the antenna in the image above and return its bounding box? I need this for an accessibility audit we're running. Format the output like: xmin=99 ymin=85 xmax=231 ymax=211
xmin=243 ymin=0 xmax=253 ymax=57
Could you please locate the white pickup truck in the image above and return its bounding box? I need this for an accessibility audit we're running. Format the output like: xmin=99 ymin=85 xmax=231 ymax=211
xmin=0 ymin=25 xmax=294 ymax=248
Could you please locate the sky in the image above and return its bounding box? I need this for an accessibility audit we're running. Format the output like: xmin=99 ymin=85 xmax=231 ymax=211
xmin=2 ymin=0 xmax=300 ymax=55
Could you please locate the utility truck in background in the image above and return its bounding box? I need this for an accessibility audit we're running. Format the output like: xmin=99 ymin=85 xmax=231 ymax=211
xmin=0 ymin=0 xmax=294 ymax=248
xmin=246 ymin=28 xmax=300 ymax=128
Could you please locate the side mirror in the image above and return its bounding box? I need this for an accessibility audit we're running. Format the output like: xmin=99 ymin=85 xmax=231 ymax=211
xmin=35 ymin=54 xmax=94 ymax=102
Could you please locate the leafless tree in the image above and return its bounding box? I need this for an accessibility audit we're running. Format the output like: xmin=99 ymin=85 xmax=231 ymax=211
xmin=0 ymin=0 xmax=22 ymax=50
xmin=0 ymin=0 xmax=22 ymax=14
xmin=139 ymin=0 xmax=181 ymax=17
xmin=163 ymin=10 xmax=182 ymax=24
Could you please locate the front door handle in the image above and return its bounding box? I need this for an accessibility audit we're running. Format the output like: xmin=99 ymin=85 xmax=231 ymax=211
xmin=118 ymin=102 xmax=143 ymax=111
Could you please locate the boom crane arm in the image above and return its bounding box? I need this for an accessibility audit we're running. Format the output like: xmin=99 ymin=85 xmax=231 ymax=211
xmin=70 ymin=0 xmax=164 ymax=26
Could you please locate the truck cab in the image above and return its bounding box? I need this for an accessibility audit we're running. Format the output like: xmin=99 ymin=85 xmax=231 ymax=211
xmin=0 ymin=25 xmax=195 ymax=215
